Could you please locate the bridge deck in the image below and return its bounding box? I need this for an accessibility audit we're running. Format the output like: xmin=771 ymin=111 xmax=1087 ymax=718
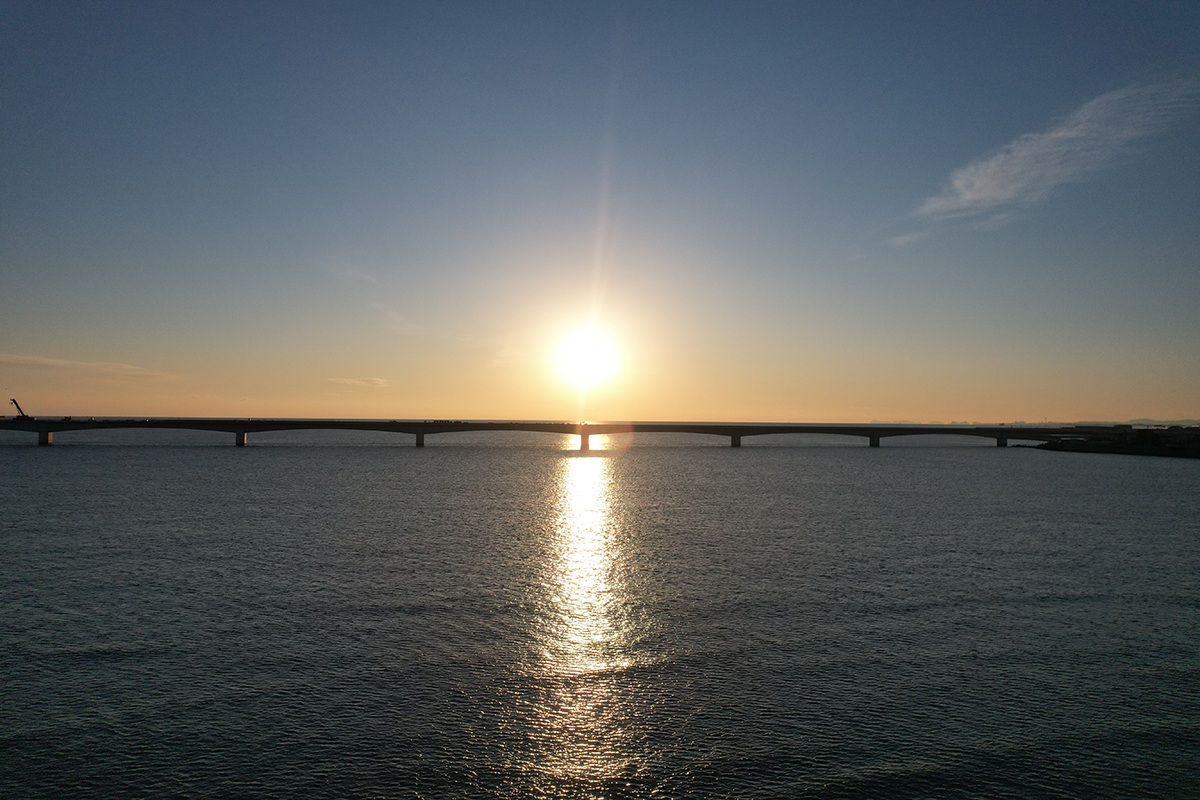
xmin=0 ymin=417 xmax=1106 ymax=448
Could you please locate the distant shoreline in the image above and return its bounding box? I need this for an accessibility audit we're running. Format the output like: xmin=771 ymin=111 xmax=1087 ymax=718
xmin=1038 ymin=440 xmax=1200 ymax=460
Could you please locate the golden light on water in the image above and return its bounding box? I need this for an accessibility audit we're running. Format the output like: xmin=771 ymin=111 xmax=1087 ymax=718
xmin=554 ymin=326 xmax=619 ymax=392
xmin=550 ymin=456 xmax=624 ymax=675
xmin=534 ymin=454 xmax=633 ymax=787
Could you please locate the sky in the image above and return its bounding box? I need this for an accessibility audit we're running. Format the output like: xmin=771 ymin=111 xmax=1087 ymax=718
xmin=2 ymin=1 xmax=1198 ymax=423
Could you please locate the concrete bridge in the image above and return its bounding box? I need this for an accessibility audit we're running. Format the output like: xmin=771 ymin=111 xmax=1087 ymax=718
xmin=0 ymin=416 xmax=1113 ymax=449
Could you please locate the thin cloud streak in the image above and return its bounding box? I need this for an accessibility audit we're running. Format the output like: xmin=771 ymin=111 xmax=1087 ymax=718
xmin=328 ymin=261 xmax=379 ymax=285
xmin=915 ymin=80 xmax=1198 ymax=223
xmin=369 ymin=301 xmax=423 ymax=333
xmin=885 ymin=231 xmax=929 ymax=247
xmin=328 ymin=377 xmax=389 ymax=387
xmin=0 ymin=353 xmax=175 ymax=380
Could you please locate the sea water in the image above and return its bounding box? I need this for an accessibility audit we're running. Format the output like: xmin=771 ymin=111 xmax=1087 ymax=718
xmin=2 ymin=431 xmax=1198 ymax=798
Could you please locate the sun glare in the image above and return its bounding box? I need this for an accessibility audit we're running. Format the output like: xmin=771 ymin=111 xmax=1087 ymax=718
xmin=555 ymin=327 xmax=619 ymax=391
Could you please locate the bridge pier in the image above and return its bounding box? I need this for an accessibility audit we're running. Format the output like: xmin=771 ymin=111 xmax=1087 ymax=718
xmin=996 ymin=437 xmax=1007 ymax=447
xmin=869 ymin=435 xmax=880 ymax=448
xmin=234 ymin=431 xmax=247 ymax=447
xmin=415 ymin=432 xmax=425 ymax=448
xmin=38 ymin=430 xmax=52 ymax=446
xmin=730 ymin=435 xmax=741 ymax=447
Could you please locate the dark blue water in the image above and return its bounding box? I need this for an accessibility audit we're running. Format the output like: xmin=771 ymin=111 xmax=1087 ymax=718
xmin=2 ymin=433 xmax=1198 ymax=798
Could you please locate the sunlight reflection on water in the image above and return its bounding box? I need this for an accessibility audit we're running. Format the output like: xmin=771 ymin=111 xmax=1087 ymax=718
xmin=534 ymin=453 xmax=634 ymax=787
xmin=551 ymin=455 xmax=624 ymax=675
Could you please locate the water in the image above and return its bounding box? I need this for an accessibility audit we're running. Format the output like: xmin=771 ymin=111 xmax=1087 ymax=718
xmin=2 ymin=433 xmax=1198 ymax=798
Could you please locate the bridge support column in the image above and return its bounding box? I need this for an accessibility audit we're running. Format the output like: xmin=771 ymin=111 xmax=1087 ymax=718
xmin=869 ymin=435 xmax=880 ymax=448
xmin=415 ymin=433 xmax=425 ymax=448
xmin=234 ymin=431 xmax=247 ymax=447
xmin=996 ymin=437 xmax=1007 ymax=447
xmin=730 ymin=435 xmax=741 ymax=447
xmin=579 ymin=425 xmax=589 ymax=452
xmin=38 ymin=430 xmax=52 ymax=446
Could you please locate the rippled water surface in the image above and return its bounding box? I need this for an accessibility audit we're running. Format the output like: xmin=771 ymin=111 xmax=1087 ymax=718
xmin=2 ymin=433 xmax=1198 ymax=798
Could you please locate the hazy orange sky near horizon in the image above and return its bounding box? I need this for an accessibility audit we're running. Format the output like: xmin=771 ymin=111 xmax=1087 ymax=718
xmin=3 ymin=3 xmax=1198 ymax=423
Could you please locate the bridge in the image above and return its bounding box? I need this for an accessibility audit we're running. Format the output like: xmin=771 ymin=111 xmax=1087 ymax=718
xmin=0 ymin=416 xmax=1117 ymax=449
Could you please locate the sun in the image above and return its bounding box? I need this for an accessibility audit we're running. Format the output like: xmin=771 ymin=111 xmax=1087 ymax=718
xmin=555 ymin=326 xmax=619 ymax=391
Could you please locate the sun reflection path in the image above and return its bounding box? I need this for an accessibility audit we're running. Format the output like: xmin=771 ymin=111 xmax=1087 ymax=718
xmin=549 ymin=456 xmax=626 ymax=676
xmin=533 ymin=454 xmax=636 ymax=788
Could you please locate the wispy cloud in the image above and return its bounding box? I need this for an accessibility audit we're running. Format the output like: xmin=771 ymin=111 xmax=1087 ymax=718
xmin=486 ymin=344 xmax=525 ymax=369
xmin=328 ymin=261 xmax=379 ymax=285
xmin=895 ymin=79 xmax=1198 ymax=241
xmin=369 ymin=301 xmax=423 ymax=333
xmin=328 ymin=377 xmax=389 ymax=388
xmin=0 ymin=353 xmax=175 ymax=380
xmin=885 ymin=231 xmax=929 ymax=247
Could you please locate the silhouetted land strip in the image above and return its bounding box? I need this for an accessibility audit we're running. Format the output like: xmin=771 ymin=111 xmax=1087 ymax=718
xmin=4 ymin=416 xmax=1198 ymax=456
xmin=1038 ymin=428 xmax=1200 ymax=459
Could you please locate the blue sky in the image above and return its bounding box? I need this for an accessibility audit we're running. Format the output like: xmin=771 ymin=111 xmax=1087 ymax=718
xmin=2 ymin=1 xmax=1198 ymax=421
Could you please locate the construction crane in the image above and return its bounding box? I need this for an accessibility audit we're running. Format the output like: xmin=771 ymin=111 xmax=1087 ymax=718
xmin=10 ymin=398 xmax=30 ymax=419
